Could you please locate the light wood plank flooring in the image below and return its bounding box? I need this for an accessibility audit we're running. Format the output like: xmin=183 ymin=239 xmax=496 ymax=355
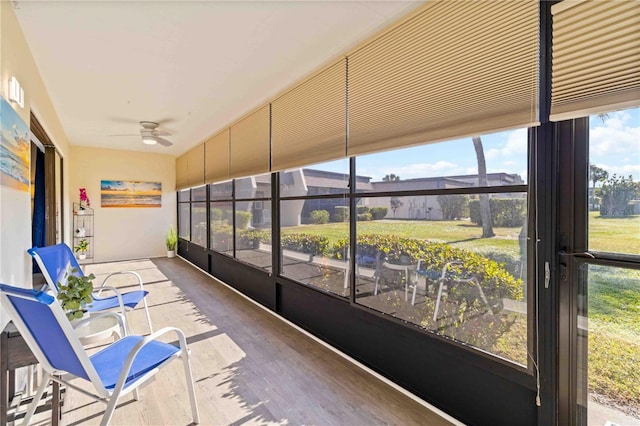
xmin=37 ymin=257 xmax=458 ymax=425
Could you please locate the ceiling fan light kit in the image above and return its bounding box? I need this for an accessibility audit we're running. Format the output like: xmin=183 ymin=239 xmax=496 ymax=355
xmin=136 ymin=121 xmax=173 ymax=147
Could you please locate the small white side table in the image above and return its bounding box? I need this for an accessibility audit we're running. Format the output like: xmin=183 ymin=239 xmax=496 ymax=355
xmin=74 ymin=316 xmax=121 ymax=345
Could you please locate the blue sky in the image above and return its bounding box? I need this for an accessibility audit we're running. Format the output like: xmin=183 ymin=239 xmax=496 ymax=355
xmin=314 ymin=107 xmax=639 ymax=183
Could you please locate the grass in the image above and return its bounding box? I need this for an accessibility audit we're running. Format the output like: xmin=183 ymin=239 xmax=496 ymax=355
xmin=588 ymin=267 xmax=640 ymax=409
xmin=283 ymin=219 xmax=522 ymax=254
xmin=589 ymin=211 xmax=640 ymax=255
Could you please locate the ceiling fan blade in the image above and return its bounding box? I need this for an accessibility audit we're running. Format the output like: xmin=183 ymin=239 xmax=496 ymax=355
xmin=152 ymin=129 xmax=171 ymax=137
xmin=154 ymin=136 xmax=173 ymax=147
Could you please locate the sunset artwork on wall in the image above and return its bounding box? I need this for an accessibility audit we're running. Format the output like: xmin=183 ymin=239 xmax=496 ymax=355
xmin=0 ymin=97 xmax=30 ymax=192
xmin=101 ymin=180 xmax=162 ymax=208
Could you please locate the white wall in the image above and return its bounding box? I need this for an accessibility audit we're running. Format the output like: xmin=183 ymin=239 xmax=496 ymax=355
xmin=68 ymin=146 xmax=176 ymax=262
xmin=1 ymin=2 xmax=71 ymax=329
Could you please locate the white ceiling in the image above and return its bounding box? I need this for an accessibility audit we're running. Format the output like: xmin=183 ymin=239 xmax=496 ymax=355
xmin=14 ymin=1 xmax=422 ymax=156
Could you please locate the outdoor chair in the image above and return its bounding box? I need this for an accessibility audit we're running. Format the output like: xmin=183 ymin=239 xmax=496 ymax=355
xmin=0 ymin=284 xmax=199 ymax=426
xmin=29 ymin=243 xmax=153 ymax=334
xmin=428 ymin=261 xmax=494 ymax=321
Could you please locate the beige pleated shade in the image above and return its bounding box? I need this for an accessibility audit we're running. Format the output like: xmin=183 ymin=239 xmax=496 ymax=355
xmin=271 ymin=59 xmax=346 ymax=171
xmin=205 ymin=129 xmax=230 ymax=183
xmin=348 ymin=1 xmax=540 ymax=156
xmin=186 ymin=144 xmax=205 ymax=187
xmin=550 ymin=0 xmax=640 ymax=121
xmin=175 ymin=154 xmax=188 ymax=190
xmin=230 ymin=105 xmax=270 ymax=178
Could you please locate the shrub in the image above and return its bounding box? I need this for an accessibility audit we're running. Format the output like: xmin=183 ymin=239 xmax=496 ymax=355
xmin=357 ymin=206 xmax=370 ymax=214
xmin=236 ymin=229 xmax=270 ymax=249
xmin=357 ymin=212 xmax=372 ymax=221
xmin=600 ymin=174 xmax=639 ymax=217
xmin=211 ymin=208 xmax=223 ymax=221
xmin=235 ymin=211 xmax=252 ymax=229
xmin=369 ymin=207 xmax=388 ymax=220
xmin=310 ymin=210 xmax=330 ymax=224
xmin=437 ymin=194 xmax=469 ymax=220
xmin=281 ymin=233 xmax=330 ymax=256
xmin=332 ymin=206 xmax=349 ymax=222
xmin=469 ymin=198 xmax=527 ymax=227
xmin=330 ymin=234 xmax=523 ymax=303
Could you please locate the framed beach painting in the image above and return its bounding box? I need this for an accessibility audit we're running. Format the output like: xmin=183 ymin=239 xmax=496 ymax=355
xmin=0 ymin=97 xmax=30 ymax=192
xmin=101 ymin=180 xmax=162 ymax=208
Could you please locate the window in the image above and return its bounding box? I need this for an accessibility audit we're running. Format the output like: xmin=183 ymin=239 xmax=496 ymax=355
xmin=210 ymin=181 xmax=233 ymax=255
xmin=354 ymin=130 xmax=529 ymax=366
xmin=190 ymin=186 xmax=207 ymax=247
xmin=234 ymin=174 xmax=272 ymax=271
xmin=178 ymin=189 xmax=190 ymax=241
xmin=280 ymin=159 xmax=350 ymax=297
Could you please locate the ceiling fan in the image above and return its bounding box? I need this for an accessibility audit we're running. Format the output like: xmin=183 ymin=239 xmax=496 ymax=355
xmin=109 ymin=121 xmax=173 ymax=147
xmin=139 ymin=121 xmax=173 ymax=146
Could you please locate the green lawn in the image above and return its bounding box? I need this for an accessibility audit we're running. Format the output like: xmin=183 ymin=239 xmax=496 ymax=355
xmin=283 ymin=219 xmax=522 ymax=254
xmin=589 ymin=211 xmax=640 ymax=255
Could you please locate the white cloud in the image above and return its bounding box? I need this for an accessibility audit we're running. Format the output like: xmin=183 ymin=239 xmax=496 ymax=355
xmin=590 ymin=110 xmax=640 ymax=156
xmin=596 ymin=163 xmax=640 ymax=180
xmin=482 ymin=129 xmax=528 ymax=170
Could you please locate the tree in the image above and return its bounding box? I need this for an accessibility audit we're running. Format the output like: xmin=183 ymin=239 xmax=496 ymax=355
xmin=390 ymin=197 xmax=403 ymax=217
xmin=382 ymin=174 xmax=400 ymax=182
xmin=599 ymin=174 xmax=639 ymax=217
xmin=589 ymin=164 xmax=609 ymax=210
xmin=472 ymin=136 xmax=495 ymax=238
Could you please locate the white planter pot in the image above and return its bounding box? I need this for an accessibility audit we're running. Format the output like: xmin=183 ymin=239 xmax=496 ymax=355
xmin=78 ymin=209 xmax=85 ymax=216
xmin=79 ymin=253 xmax=87 ymax=260
xmin=167 ymin=250 xmax=176 ymax=258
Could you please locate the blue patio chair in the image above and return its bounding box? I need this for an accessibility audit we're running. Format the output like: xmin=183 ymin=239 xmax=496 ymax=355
xmin=29 ymin=243 xmax=153 ymax=334
xmin=0 ymin=283 xmax=199 ymax=426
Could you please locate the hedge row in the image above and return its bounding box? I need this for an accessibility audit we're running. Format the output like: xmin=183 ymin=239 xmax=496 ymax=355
xmin=469 ymin=198 xmax=526 ymax=227
xmin=239 ymin=231 xmax=523 ymax=302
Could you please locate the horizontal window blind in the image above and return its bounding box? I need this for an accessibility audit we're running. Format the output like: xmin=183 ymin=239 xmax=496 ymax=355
xmin=186 ymin=144 xmax=205 ymax=188
xmin=230 ymin=105 xmax=270 ymax=178
xmin=550 ymin=0 xmax=640 ymax=121
xmin=175 ymin=154 xmax=188 ymax=190
xmin=348 ymin=1 xmax=540 ymax=156
xmin=205 ymin=129 xmax=230 ymax=183
xmin=271 ymin=59 xmax=346 ymax=171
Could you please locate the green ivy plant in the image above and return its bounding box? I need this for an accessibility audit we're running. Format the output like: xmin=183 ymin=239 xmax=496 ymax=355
xmin=56 ymin=266 xmax=94 ymax=320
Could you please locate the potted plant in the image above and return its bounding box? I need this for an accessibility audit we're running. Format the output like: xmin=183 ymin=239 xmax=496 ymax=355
xmin=74 ymin=239 xmax=89 ymax=260
xmin=56 ymin=266 xmax=95 ymax=320
xmin=166 ymin=226 xmax=178 ymax=258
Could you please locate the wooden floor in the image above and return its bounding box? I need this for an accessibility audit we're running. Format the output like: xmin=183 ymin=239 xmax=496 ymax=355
xmin=34 ymin=257 xmax=458 ymax=425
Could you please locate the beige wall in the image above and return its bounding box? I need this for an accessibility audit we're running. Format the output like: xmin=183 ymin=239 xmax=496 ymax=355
xmin=69 ymin=146 xmax=176 ymax=262
xmin=1 ymin=2 xmax=71 ymax=328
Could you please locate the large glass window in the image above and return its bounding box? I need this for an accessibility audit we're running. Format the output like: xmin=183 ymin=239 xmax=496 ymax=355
xmin=190 ymin=186 xmax=207 ymax=247
xmin=235 ymin=174 xmax=272 ymax=271
xmin=280 ymin=159 xmax=350 ymax=297
xmin=209 ymin=180 xmax=233 ymax=255
xmin=354 ymin=131 xmax=529 ymax=366
xmin=178 ymin=189 xmax=190 ymax=240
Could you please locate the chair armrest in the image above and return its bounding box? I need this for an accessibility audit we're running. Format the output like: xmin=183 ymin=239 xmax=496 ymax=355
xmin=114 ymin=327 xmax=190 ymax=393
xmin=71 ymin=311 xmax=127 ymax=337
xmin=100 ymin=271 xmax=145 ymax=293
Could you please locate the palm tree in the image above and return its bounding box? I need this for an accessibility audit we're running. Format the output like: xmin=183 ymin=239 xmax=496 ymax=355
xmin=472 ymin=136 xmax=495 ymax=238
